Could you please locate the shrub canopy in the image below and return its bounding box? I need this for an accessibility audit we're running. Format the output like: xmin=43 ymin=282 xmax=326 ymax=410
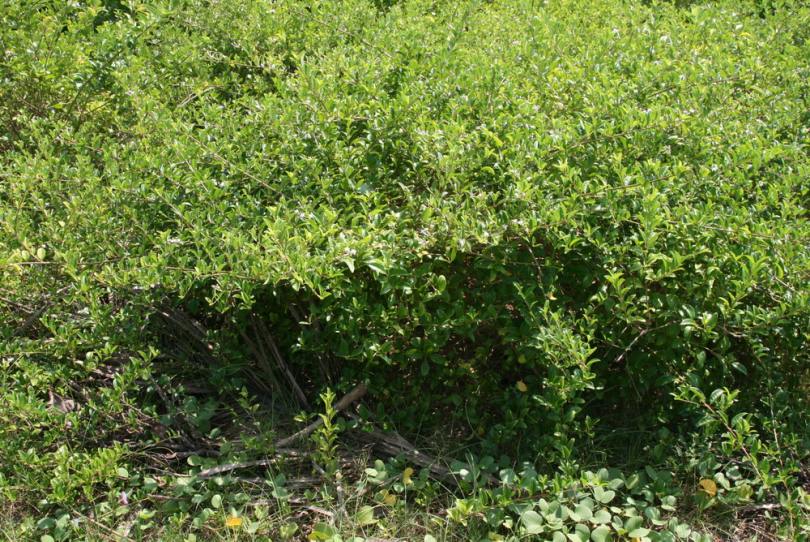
xmin=2 ymin=0 xmax=808 ymax=464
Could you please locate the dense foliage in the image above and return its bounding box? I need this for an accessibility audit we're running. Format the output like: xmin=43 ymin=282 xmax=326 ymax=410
xmin=1 ymin=0 xmax=808 ymax=539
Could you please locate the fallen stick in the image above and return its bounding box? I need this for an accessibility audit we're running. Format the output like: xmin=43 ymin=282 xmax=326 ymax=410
xmin=196 ymin=449 xmax=305 ymax=478
xmin=253 ymin=315 xmax=310 ymax=409
xmin=348 ymin=415 xmax=496 ymax=487
xmin=276 ymin=383 xmax=367 ymax=448
xmin=738 ymin=503 xmax=782 ymax=513
xmin=198 ymin=384 xmax=366 ymax=479
xmin=351 ymin=426 xmax=454 ymax=482
xmin=233 ymin=475 xmax=321 ymax=488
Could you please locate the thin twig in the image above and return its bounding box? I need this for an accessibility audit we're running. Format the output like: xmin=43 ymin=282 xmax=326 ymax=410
xmin=240 ymin=327 xmax=282 ymax=393
xmin=12 ymin=304 xmax=49 ymax=337
xmin=253 ymin=315 xmax=310 ymax=409
xmin=196 ymin=450 xmax=305 ymax=478
xmin=276 ymin=383 xmax=367 ymax=448
xmin=347 ymin=414 xmax=496 ymax=486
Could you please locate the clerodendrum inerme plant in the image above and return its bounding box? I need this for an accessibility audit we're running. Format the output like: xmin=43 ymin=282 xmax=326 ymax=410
xmin=0 ymin=0 xmax=807 ymax=525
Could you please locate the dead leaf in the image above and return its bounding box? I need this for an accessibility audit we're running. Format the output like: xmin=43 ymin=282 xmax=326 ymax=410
xmin=225 ymin=516 xmax=243 ymax=528
xmin=699 ymin=478 xmax=717 ymax=497
xmin=47 ymin=390 xmax=76 ymax=413
xmin=403 ymin=467 xmax=414 ymax=485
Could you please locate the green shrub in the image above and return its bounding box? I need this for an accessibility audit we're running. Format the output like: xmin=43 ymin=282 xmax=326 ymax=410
xmin=1 ymin=0 xmax=808 ymax=534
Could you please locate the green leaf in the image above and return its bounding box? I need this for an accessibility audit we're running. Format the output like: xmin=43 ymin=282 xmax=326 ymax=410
xmin=520 ymin=510 xmax=545 ymax=535
xmin=591 ymin=525 xmax=612 ymax=542
xmin=138 ymin=508 xmax=156 ymax=520
xmin=568 ymin=523 xmax=590 ymax=542
xmin=594 ymin=486 xmax=616 ymax=504
xmin=660 ymin=496 xmax=677 ymax=512
xmin=280 ymin=523 xmax=299 ymax=539
xmin=628 ymin=527 xmax=651 ymax=538
xmin=187 ymin=455 xmax=204 ymax=466
xmin=355 ymin=505 xmax=377 ymax=526
xmin=365 ymin=260 xmax=385 ymax=274
xmin=575 ymin=503 xmax=594 ymax=521
xmin=644 ymin=506 xmax=666 ymax=525
xmin=674 ymin=523 xmax=691 ymax=538
xmin=210 ymin=494 xmax=222 ymax=509
xmin=625 ymin=516 xmax=644 ymax=532
xmin=308 ymin=522 xmax=338 ymax=540
xmin=592 ymin=508 xmax=612 ymax=524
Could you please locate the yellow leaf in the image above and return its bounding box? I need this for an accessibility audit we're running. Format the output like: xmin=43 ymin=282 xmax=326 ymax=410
xmin=699 ymin=478 xmax=717 ymax=497
xmin=225 ymin=516 xmax=243 ymax=528
xmin=382 ymin=491 xmax=397 ymax=506
xmin=403 ymin=467 xmax=414 ymax=485
xmin=516 ymin=380 xmax=528 ymax=393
